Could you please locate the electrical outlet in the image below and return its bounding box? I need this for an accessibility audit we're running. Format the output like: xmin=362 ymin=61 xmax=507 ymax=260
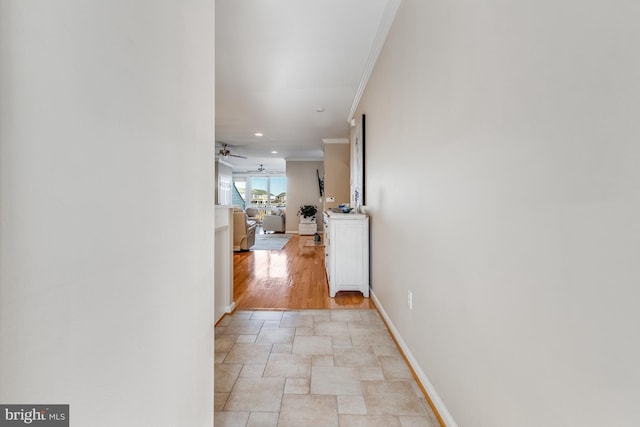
xmin=408 ymin=291 xmax=413 ymax=310
xmin=326 ymin=196 xmax=335 ymax=202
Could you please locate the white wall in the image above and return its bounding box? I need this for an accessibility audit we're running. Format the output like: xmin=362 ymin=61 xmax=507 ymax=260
xmin=357 ymin=0 xmax=640 ymax=426
xmin=285 ymin=161 xmax=324 ymax=232
xmin=0 ymin=1 xmax=215 ymax=426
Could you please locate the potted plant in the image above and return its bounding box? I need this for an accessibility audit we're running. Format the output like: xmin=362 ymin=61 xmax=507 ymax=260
xmin=298 ymin=205 xmax=317 ymax=223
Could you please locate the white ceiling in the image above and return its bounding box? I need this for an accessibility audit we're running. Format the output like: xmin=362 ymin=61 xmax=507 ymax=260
xmin=215 ymin=0 xmax=392 ymax=173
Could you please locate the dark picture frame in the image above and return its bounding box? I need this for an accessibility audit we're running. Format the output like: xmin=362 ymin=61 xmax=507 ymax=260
xmin=317 ymin=169 xmax=324 ymax=197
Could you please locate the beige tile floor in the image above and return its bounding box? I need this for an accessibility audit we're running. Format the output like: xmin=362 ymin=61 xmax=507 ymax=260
xmin=215 ymin=309 xmax=440 ymax=427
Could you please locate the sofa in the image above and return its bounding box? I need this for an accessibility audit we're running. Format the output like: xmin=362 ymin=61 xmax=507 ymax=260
xmin=262 ymin=208 xmax=286 ymax=233
xmin=233 ymin=209 xmax=257 ymax=251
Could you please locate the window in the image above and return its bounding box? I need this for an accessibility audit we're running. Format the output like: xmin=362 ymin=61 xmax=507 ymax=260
xmin=270 ymin=177 xmax=286 ymax=207
xmin=231 ymin=178 xmax=247 ymax=209
xmin=235 ymin=180 xmax=246 ymax=201
xmin=233 ymin=175 xmax=286 ymax=214
xmin=251 ymin=177 xmax=269 ymax=207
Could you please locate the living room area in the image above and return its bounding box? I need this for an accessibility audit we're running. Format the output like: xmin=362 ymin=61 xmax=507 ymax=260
xmin=216 ymin=139 xmax=351 ymax=247
xmin=211 ymin=138 xmax=374 ymax=310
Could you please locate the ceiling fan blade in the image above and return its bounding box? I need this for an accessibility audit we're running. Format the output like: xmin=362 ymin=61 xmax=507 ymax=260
xmin=230 ymin=154 xmax=248 ymax=159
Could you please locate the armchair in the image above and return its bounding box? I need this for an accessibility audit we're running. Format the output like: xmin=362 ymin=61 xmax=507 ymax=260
xmin=263 ymin=208 xmax=286 ymax=233
xmin=245 ymin=207 xmax=260 ymax=224
xmin=233 ymin=209 xmax=257 ymax=251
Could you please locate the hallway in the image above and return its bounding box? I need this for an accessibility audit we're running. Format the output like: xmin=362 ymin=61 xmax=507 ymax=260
xmin=214 ymin=234 xmax=440 ymax=426
xmin=215 ymin=309 xmax=440 ymax=426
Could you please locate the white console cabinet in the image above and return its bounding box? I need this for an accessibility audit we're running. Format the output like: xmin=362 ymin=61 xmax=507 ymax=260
xmin=323 ymin=211 xmax=369 ymax=297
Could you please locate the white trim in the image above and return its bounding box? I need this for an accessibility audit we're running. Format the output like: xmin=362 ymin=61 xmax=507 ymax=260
xmin=232 ymin=172 xmax=286 ymax=178
xmin=322 ymin=138 xmax=349 ymax=144
xmin=371 ymin=289 xmax=458 ymax=427
xmin=286 ymin=230 xmax=325 ymax=235
xmin=225 ymin=302 xmax=236 ymax=314
xmin=215 ymin=302 xmax=236 ymax=324
xmin=347 ymin=0 xmax=402 ymax=122
xmin=284 ymin=157 xmax=323 ymax=162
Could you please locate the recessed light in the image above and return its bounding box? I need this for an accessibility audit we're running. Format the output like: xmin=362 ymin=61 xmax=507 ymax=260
xmin=254 ymin=132 xmax=263 ymax=137
xmin=316 ymin=107 xmax=325 ymax=113
xmin=271 ymin=151 xmax=278 ymax=154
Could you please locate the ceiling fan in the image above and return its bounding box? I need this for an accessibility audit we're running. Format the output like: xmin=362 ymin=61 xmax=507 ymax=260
xmin=217 ymin=143 xmax=248 ymax=159
xmin=249 ymin=164 xmax=278 ymax=174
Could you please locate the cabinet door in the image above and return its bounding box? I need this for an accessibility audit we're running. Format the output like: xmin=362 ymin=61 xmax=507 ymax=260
xmin=333 ymin=221 xmax=364 ymax=286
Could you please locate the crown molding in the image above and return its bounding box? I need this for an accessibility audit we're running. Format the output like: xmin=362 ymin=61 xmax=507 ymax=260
xmin=285 ymin=158 xmax=324 ymax=162
xmin=322 ymin=138 xmax=350 ymax=144
xmin=347 ymin=0 xmax=402 ymax=122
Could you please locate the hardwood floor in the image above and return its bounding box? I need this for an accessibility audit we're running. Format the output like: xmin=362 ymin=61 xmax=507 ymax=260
xmin=233 ymin=233 xmax=374 ymax=310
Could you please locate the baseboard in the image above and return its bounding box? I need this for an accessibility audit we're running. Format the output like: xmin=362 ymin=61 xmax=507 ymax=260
xmin=214 ymin=311 xmax=225 ymax=325
xmin=285 ymin=230 xmax=325 ymax=235
xmin=214 ymin=302 xmax=237 ymax=326
xmin=371 ymin=290 xmax=458 ymax=427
